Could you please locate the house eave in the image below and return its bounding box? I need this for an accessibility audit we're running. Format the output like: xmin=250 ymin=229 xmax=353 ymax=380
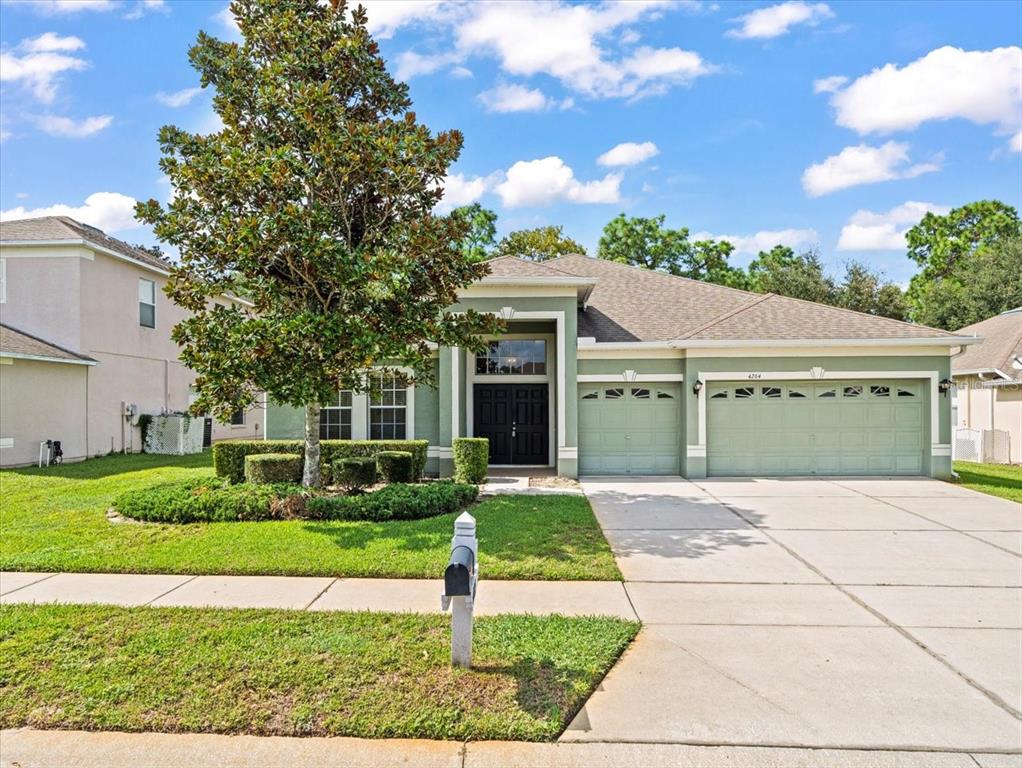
xmin=672 ymin=336 xmax=981 ymax=349
xmin=0 ymin=351 xmax=97 ymax=366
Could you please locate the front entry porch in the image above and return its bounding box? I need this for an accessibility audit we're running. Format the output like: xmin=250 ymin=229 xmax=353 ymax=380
xmin=473 ymin=383 xmax=550 ymax=466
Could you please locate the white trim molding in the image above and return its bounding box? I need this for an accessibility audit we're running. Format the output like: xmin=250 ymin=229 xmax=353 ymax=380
xmin=0 ymin=352 xmax=97 ymax=366
xmin=931 ymin=444 xmax=952 ymax=457
xmin=578 ymin=372 xmax=684 ymax=383
xmin=558 ymin=446 xmax=578 ymax=460
xmin=428 ymin=446 xmax=453 ymax=459
xmin=677 ymin=337 xmax=979 ymax=349
xmin=692 ymin=369 xmax=943 ymax=459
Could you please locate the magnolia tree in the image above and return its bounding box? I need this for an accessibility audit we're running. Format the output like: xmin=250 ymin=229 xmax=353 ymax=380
xmin=137 ymin=0 xmax=499 ymax=486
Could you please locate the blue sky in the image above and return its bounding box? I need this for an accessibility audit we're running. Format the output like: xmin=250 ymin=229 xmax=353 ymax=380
xmin=1 ymin=0 xmax=1020 ymax=284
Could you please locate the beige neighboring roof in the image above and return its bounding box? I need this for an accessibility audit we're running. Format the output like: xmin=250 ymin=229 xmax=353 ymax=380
xmin=0 ymin=216 xmax=173 ymax=273
xmin=0 ymin=323 xmax=96 ymax=365
xmin=953 ymin=309 xmax=1022 ymax=379
xmin=546 ymin=254 xmax=959 ymax=344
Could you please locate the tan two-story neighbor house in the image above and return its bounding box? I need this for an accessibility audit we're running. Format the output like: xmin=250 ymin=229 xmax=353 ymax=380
xmin=0 ymin=216 xmax=263 ymax=467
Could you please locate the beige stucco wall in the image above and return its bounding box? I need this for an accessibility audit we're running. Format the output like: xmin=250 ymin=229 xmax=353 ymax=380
xmin=0 ymin=247 xmax=83 ymax=350
xmin=1 ymin=244 xmax=262 ymax=458
xmin=0 ymin=357 xmax=88 ymax=466
xmin=955 ymin=375 xmax=1022 ymax=463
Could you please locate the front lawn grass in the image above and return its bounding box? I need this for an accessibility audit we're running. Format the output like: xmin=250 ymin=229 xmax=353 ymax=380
xmin=953 ymin=461 xmax=1022 ymax=503
xmin=0 ymin=604 xmax=638 ymax=741
xmin=0 ymin=452 xmax=620 ymax=580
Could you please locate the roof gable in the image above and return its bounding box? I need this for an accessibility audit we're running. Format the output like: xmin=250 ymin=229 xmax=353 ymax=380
xmin=953 ymin=309 xmax=1022 ymax=377
xmin=0 ymin=323 xmax=96 ymax=365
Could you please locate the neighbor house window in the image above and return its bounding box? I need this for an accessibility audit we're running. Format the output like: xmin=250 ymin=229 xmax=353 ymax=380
xmin=475 ymin=339 xmax=546 ymax=375
xmin=369 ymin=373 xmax=406 ymax=439
xmin=320 ymin=390 xmax=352 ymax=440
xmin=139 ymin=278 xmax=156 ymax=328
xmin=230 ymin=409 xmax=245 ymax=426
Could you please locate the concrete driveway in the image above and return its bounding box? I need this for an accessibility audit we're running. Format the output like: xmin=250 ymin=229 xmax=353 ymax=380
xmin=567 ymin=476 xmax=1022 ymax=754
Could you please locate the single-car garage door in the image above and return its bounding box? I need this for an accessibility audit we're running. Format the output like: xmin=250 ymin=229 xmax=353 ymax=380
xmin=707 ymin=380 xmax=925 ymax=476
xmin=579 ymin=384 xmax=681 ymax=474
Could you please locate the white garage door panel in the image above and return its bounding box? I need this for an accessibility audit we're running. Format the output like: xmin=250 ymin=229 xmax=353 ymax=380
xmin=579 ymin=385 xmax=681 ymax=475
xmin=707 ymin=379 xmax=926 ymax=477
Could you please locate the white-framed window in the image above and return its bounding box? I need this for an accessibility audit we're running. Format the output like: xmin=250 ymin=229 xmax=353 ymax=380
xmin=369 ymin=372 xmax=407 ymax=439
xmin=320 ymin=390 xmax=353 ymax=440
xmin=230 ymin=408 xmax=246 ymax=426
xmin=138 ymin=278 xmax=156 ymax=328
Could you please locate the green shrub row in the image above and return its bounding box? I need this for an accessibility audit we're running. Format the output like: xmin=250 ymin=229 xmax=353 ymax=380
xmin=114 ymin=477 xmax=476 ymax=524
xmin=112 ymin=476 xmax=308 ymax=524
xmin=305 ymin=481 xmax=478 ymax=522
xmin=335 ymin=457 xmax=377 ymax=493
xmin=376 ymin=450 xmax=413 ymax=483
xmin=453 ymin=437 xmax=488 ymax=484
xmin=213 ymin=440 xmax=428 ymax=483
xmin=244 ymin=453 xmax=303 ymax=484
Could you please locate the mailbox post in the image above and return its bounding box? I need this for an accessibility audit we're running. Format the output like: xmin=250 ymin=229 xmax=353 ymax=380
xmin=442 ymin=511 xmax=477 ymax=668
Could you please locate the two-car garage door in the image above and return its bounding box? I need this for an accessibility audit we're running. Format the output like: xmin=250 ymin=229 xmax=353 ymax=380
xmin=706 ymin=380 xmax=926 ymax=476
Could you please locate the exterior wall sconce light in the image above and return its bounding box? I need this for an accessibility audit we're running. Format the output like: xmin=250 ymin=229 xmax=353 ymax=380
xmin=938 ymin=378 xmax=953 ymax=396
xmin=692 ymin=379 xmax=704 ymax=395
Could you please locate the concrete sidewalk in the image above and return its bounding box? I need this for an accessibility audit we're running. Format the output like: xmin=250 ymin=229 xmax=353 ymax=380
xmin=5 ymin=728 xmax=1019 ymax=768
xmin=0 ymin=571 xmax=636 ymax=619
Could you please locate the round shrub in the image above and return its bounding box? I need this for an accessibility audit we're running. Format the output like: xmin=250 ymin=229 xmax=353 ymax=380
xmin=245 ymin=453 xmax=303 ymax=485
xmin=335 ymin=456 xmax=377 ymax=493
xmin=453 ymin=437 xmax=489 ymax=484
xmin=376 ymin=450 xmax=413 ymax=483
xmin=113 ymin=475 xmax=308 ymax=523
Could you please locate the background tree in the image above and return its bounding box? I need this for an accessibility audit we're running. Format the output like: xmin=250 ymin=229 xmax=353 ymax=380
xmin=449 ymin=203 xmax=497 ymax=262
xmin=910 ymin=236 xmax=1022 ymax=330
xmin=835 ymin=261 xmax=908 ymax=320
xmin=137 ymin=0 xmax=498 ymax=487
xmin=746 ymin=246 xmax=835 ymax=304
xmin=494 ymin=225 xmax=586 ymax=261
xmin=598 ymin=213 xmax=742 ymax=286
xmin=906 ymin=200 xmax=1022 ymax=327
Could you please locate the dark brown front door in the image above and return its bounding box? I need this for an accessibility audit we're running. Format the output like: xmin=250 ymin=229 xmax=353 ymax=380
xmin=473 ymin=384 xmax=549 ymax=465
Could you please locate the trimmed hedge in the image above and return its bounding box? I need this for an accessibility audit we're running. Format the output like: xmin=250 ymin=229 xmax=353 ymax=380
xmin=376 ymin=451 xmax=413 ymax=483
xmin=306 ymin=481 xmax=478 ymax=522
xmin=453 ymin=437 xmax=489 ymax=484
xmin=213 ymin=440 xmax=428 ymax=483
xmin=244 ymin=453 xmax=303 ymax=484
xmin=335 ymin=457 xmax=377 ymax=493
xmin=113 ymin=477 xmax=476 ymax=524
xmin=113 ymin=475 xmax=308 ymax=523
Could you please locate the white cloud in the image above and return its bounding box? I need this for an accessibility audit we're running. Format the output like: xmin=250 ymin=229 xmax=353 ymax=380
xmin=824 ymin=46 xmax=1022 ymax=140
xmin=435 ymin=172 xmax=495 ymax=214
xmin=452 ymin=1 xmax=713 ymax=100
xmin=0 ymin=191 xmax=140 ymax=232
xmin=156 ymin=87 xmax=202 ymax=108
xmin=801 ymin=141 xmax=940 ymax=197
xmin=0 ymin=33 xmax=90 ymax=103
xmin=450 ymin=66 xmax=473 ymax=79
xmin=0 ymin=128 xmax=10 ymax=143
xmin=837 ymin=201 xmax=950 ymax=251
xmin=394 ymin=50 xmax=459 ymax=80
xmin=694 ymin=228 xmax=818 ymax=255
xmin=597 ymin=141 xmax=659 ymax=167
xmin=495 ymin=156 xmax=622 ymax=208
xmin=124 ymin=0 xmax=168 ymax=20
xmin=1011 ymin=131 xmax=1022 ymax=153
xmin=4 ymin=0 xmax=116 ymax=14
xmin=813 ymin=75 xmax=847 ymax=94
xmin=15 ymin=192 xmax=30 ymax=199
xmin=355 ymin=1 xmax=444 ymax=38
xmin=34 ymin=114 xmax=113 ymax=138
xmin=477 ymin=84 xmax=551 ymax=113
xmin=727 ymin=1 xmax=833 ymax=40
xmin=215 ymin=4 xmax=241 ymax=38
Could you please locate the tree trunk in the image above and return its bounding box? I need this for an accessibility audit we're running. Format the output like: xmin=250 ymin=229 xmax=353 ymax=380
xmin=303 ymin=402 xmax=322 ymax=488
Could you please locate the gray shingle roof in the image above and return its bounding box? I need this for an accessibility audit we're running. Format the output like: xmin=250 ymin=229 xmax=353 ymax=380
xmin=0 ymin=216 xmax=173 ymax=273
xmin=0 ymin=323 xmax=96 ymax=364
xmin=484 ymin=255 xmax=579 ymax=278
xmin=543 ymin=254 xmax=958 ymax=342
xmin=953 ymin=309 xmax=1022 ymax=378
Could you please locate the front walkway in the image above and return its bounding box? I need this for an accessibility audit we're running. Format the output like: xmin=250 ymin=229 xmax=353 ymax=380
xmin=0 ymin=573 xmax=633 ymax=618
xmin=568 ymin=476 xmax=1022 ymax=754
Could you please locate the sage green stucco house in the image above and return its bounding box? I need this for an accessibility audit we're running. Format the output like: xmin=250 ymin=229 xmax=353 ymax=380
xmin=266 ymin=255 xmax=978 ymax=480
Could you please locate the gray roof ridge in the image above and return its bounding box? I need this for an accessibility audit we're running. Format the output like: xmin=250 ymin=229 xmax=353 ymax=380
xmin=0 ymin=321 xmax=97 ymax=362
xmin=675 ymin=292 xmax=775 ymax=341
xmin=485 ymin=254 xmax=579 ymax=277
xmin=760 ymin=291 xmax=959 ymax=338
